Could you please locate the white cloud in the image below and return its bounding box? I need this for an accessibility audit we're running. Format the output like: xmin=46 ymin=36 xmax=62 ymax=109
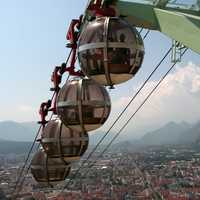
xmin=1 ymin=62 xmax=200 ymax=138
xmin=0 ymin=105 xmax=38 ymax=122
xmin=10 ymin=105 xmax=38 ymax=122
xmin=18 ymin=105 xmax=35 ymax=112
xmin=109 ymin=62 xmax=200 ymax=139
xmin=162 ymin=62 xmax=200 ymax=94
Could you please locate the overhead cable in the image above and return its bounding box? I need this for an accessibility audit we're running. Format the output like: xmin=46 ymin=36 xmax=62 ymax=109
xmin=60 ymin=45 xmax=177 ymax=193
xmin=83 ymin=48 xmax=188 ymax=177
xmin=13 ymin=49 xmax=73 ymax=197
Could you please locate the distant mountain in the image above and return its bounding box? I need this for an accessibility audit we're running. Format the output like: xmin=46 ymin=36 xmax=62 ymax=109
xmin=0 ymin=138 xmax=34 ymax=154
xmin=0 ymin=121 xmax=114 ymax=144
xmin=1 ymin=120 xmax=200 ymax=154
xmin=21 ymin=121 xmax=38 ymax=133
xmin=0 ymin=121 xmax=39 ymax=142
xmin=111 ymin=140 xmax=142 ymax=153
xmin=0 ymin=188 xmax=8 ymax=199
xmin=89 ymin=130 xmax=117 ymax=145
xmin=179 ymin=121 xmax=200 ymax=144
xmin=140 ymin=121 xmax=192 ymax=145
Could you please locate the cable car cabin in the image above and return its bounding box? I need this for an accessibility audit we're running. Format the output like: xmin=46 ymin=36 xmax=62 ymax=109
xmin=41 ymin=119 xmax=89 ymax=162
xmin=56 ymin=78 xmax=111 ymax=132
xmin=78 ymin=17 xmax=144 ymax=87
xmin=31 ymin=150 xmax=70 ymax=186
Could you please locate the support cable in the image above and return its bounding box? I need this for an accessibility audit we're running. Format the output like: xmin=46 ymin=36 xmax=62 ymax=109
xmin=13 ymin=124 xmax=42 ymax=193
xmin=139 ymin=28 xmax=144 ymax=34
xmin=66 ymin=48 xmax=187 ymax=199
xmin=82 ymin=48 xmax=188 ymax=178
xmin=14 ymin=68 xmax=72 ymax=197
xmin=60 ymin=47 xmax=176 ymax=193
xmin=13 ymin=92 xmax=56 ymax=195
xmin=12 ymin=94 xmax=56 ymax=198
xmin=13 ymin=50 xmax=73 ymax=197
xmin=65 ymin=49 xmax=73 ymax=65
xmin=143 ymin=30 xmax=150 ymax=40
xmin=14 ymin=114 xmax=54 ymax=198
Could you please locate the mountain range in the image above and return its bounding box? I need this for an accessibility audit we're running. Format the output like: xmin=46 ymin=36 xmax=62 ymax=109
xmin=140 ymin=121 xmax=193 ymax=145
xmin=0 ymin=120 xmax=200 ymax=154
xmin=0 ymin=121 xmax=39 ymax=142
xmin=0 ymin=139 xmax=34 ymax=154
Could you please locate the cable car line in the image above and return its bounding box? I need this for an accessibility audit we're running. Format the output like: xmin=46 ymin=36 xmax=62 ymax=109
xmin=58 ymin=32 xmax=151 ymax=191
xmin=26 ymin=8 xmax=147 ymax=190
xmin=13 ymin=91 xmax=57 ymax=193
xmin=13 ymin=90 xmax=58 ymax=194
xmin=58 ymin=46 xmax=174 ymax=193
xmin=24 ymin=1 xmax=190 ymax=196
xmin=13 ymin=50 xmax=72 ymax=195
xmin=79 ymin=48 xmax=188 ymax=180
xmin=15 ymin=48 xmax=73 ymax=191
xmin=14 ymin=62 xmax=73 ymax=195
xmin=65 ymin=49 xmax=73 ymax=65
xmin=14 ymin=63 xmax=75 ymax=196
xmin=60 ymin=48 xmax=188 ymax=199
xmin=14 ymin=143 xmax=42 ymax=198
xmin=143 ymin=30 xmax=150 ymax=40
xmin=139 ymin=28 xmax=144 ymax=33
xmin=13 ymin=112 xmax=55 ymax=198
xmin=13 ymin=125 xmax=42 ymax=193
xmin=59 ymin=46 xmax=170 ymax=192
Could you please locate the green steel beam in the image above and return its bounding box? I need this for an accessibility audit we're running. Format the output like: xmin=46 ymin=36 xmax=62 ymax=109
xmin=155 ymin=9 xmax=200 ymax=54
xmin=117 ymin=0 xmax=200 ymax=54
xmin=117 ymin=1 xmax=158 ymax=29
xmin=153 ymin=0 xmax=170 ymax=8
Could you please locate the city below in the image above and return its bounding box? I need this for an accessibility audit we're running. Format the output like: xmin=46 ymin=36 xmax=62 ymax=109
xmin=1 ymin=143 xmax=200 ymax=200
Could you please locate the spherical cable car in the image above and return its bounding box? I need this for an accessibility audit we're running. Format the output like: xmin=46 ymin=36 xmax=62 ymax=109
xmin=56 ymin=78 xmax=111 ymax=132
xmin=31 ymin=150 xmax=70 ymax=186
xmin=40 ymin=119 xmax=89 ymax=162
xmin=78 ymin=17 xmax=145 ymax=87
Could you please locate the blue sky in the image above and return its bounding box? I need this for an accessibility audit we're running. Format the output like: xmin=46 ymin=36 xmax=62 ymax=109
xmin=0 ymin=0 xmax=86 ymax=121
xmin=0 ymin=0 xmax=200 ymax=133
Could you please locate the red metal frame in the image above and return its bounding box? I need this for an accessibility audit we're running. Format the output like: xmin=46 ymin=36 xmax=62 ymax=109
xmin=48 ymin=17 xmax=84 ymax=115
xmin=51 ymin=67 xmax=62 ymax=92
xmin=38 ymin=1 xmax=117 ymax=130
xmin=88 ymin=0 xmax=117 ymax=17
xmin=65 ymin=18 xmax=84 ymax=77
xmin=38 ymin=100 xmax=52 ymax=128
xmin=66 ymin=19 xmax=80 ymax=45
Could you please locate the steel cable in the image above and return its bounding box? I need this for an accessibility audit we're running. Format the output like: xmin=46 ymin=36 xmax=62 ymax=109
xmin=13 ymin=50 xmax=73 ymax=198
xmin=82 ymin=48 xmax=188 ymax=178
xmin=59 ymin=34 xmax=178 ymax=193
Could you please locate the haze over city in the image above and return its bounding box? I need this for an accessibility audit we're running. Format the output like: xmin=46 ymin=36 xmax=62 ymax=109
xmin=1 ymin=0 xmax=200 ymax=199
xmin=0 ymin=0 xmax=200 ymax=140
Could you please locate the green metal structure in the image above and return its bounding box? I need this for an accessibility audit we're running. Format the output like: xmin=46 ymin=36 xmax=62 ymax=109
xmin=116 ymin=0 xmax=200 ymax=54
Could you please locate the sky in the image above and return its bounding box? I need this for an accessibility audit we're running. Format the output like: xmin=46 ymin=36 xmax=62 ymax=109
xmin=0 ymin=0 xmax=200 ymax=139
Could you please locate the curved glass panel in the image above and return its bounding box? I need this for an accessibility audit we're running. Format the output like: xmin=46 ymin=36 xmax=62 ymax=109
xmin=57 ymin=79 xmax=111 ymax=132
xmin=31 ymin=151 xmax=70 ymax=184
xmin=108 ymin=18 xmax=137 ymax=43
xmin=79 ymin=17 xmax=106 ymax=45
xmin=41 ymin=120 xmax=89 ymax=159
xmin=78 ymin=17 xmax=145 ymax=86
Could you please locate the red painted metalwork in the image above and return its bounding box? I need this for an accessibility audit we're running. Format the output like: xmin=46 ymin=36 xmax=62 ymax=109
xmin=66 ymin=19 xmax=80 ymax=45
xmin=38 ymin=100 xmax=52 ymax=128
xmin=88 ymin=0 xmax=117 ymax=17
xmin=51 ymin=66 xmax=62 ymax=92
xmin=65 ymin=17 xmax=83 ymax=77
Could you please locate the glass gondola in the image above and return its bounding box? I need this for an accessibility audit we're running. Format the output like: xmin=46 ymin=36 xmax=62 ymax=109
xmin=31 ymin=150 xmax=70 ymax=186
xmin=41 ymin=119 xmax=89 ymax=162
xmin=78 ymin=17 xmax=144 ymax=87
xmin=56 ymin=78 xmax=111 ymax=132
